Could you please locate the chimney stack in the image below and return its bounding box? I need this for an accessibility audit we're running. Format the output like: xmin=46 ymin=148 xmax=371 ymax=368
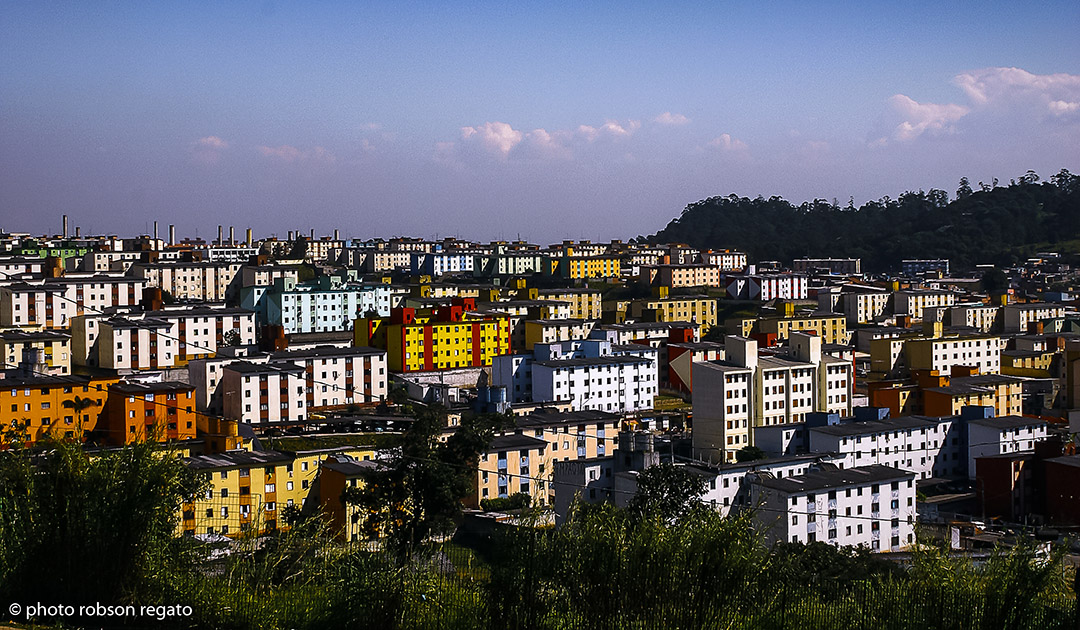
xmin=246 ymin=228 xmax=252 ymax=247
xmin=75 ymin=226 xmax=82 ymax=238
xmin=169 ymin=224 xmax=175 ymax=246
xmin=334 ymin=228 xmax=339 ymax=240
xmin=288 ymin=230 xmax=294 ymax=241
xmin=218 ymin=225 xmax=223 ymax=247
xmin=310 ymin=228 xmax=315 ymax=241
xmin=63 ymin=214 xmax=68 ymax=238
xmin=229 ymin=226 xmax=235 ymax=246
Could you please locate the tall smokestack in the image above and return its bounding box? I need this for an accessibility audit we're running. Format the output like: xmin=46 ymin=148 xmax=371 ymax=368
xmin=63 ymin=214 xmax=68 ymax=238
xmin=288 ymin=230 xmax=294 ymax=241
xmin=153 ymin=221 xmax=158 ymax=240
xmin=169 ymin=224 xmax=175 ymax=246
xmin=218 ymin=225 xmax=223 ymax=247
xmin=246 ymin=228 xmax=252 ymax=248
xmin=310 ymin=228 xmax=314 ymax=241
xmin=75 ymin=226 xmax=82 ymax=238
xmin=334 ymin=228 xmax=339 ymax=240
xmin=229 ymin=226 xmax=235 ymax=246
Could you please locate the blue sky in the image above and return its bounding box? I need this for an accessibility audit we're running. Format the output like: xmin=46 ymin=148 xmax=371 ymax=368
xmin=2 ymin=1 xmax=1078 ymax=243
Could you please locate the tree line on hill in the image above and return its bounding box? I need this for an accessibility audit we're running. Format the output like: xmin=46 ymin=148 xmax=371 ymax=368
xmin=642 ymin=169 xmax=1080 ymax=273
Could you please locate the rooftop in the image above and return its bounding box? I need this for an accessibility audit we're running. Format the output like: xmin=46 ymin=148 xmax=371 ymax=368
xmin=753 ymin=464 xmax=914 ymax=494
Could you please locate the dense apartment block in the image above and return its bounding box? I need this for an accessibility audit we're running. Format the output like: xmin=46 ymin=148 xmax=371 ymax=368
xmin=534 ymin=288 xmax=603 ymax=320
xmin=492 ymin=339 xmax=658 ymax=413
xmin=629 ymin=294 xmax=717 ymax=333
xmin=179 ymin=446 xmax=373 ymax=537
xmin=693 ymin=333 xmax=853 ymax=462
xmin=71 ymin=306 xmax=256 ymax=370
xmin=103 ymin=381 xmax=197 ymax=444
xmin=221 ymin=361 xmax=307 ymax=424
xmin=354 ymin=299 xmax=511 ymax=372
xmin=808 ymin=416 xmax=961 ymax=480
xmin=410 ymin=251 xmax=475 ymax=276
xmin=241 ymin=276 xmax=392 ymax=334
xmin=477 ymin=409 xmax=622 ymax=508
xmin=893 ymin=289 xmax=955 ymax=320
xmin=725 ymin=273 xmax=807 ymax=301
xmin=966 ymin=414 xmax=1048 ymax=481
xmin=0 ymin=374 xmax=119 ymax=446
xmin=130 ymin=261 xmax=243 ymax=302
xmin=749 ymin=464 xmax=917 ymax=551
xmin=639 ymin=264 xmax=722 ymax=289
xmin=0 ymin=329 xmax=71 ymax=374
xmin=0 ymin=275 xmax=145 ymax=329
xmin=1002 ymin=303 xmax=1065 ymax=333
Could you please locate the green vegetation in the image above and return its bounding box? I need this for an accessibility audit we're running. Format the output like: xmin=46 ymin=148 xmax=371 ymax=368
xmin=480 ymin=492 xmax=531 ymax=512
xmin=1 ymin=440 xmax=1075 ymax=629
xmin=645 ymin=170 xmax=1080 ymax=271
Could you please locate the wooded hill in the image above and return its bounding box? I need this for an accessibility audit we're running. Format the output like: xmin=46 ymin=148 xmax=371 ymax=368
xmin=644 ymin=170 xmax=1080 ymax=273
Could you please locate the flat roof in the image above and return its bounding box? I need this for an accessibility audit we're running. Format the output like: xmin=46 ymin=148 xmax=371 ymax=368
xmin=753 ymin=464 xmax=914 ymax=494
xmin=809 ymin=415 xmax=941 ymax=438
xmin=515 ymin=408 xmax=622 ymax=429
xmin=968 ymin=415 xmax=1048 ymax=429
xmin=110 ymin=381 xmax=194 ymax=393
xmin=533 ymin=355 xmax=652 ymax=368
xmin=489 ymin=434 xmax=548 ymax=451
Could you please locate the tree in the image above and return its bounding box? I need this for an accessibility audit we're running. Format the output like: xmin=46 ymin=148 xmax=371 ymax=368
xmin=981 ymin=268 xmax=1009 ymax=294
xmin=222 ymin=329 xmax=242 ymax=347
xmin=735 ymin=445 xmax=766 ymax=463
xmin=340 ymin=406 xmax=508 ymax=553
xmin=956 ymin=177 xmax=973 ymax=199
xmin=289 ymin=237 xmax=309 ymax=260
xmin=627 ymin=462 xmax=706 ymax=521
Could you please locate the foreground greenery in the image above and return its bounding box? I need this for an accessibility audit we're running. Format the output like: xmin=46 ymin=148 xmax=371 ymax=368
xmin=1 ymin=441 xmax=1075 ymax=629
xmin=645 ymin=170 xmax=1080 ymax=271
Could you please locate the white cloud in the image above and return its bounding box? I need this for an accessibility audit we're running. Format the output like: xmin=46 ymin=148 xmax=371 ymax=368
xmin=886 ymin=94 xmax=970 ymax=142
xmin=708 ymin=133 xmax=748 ymax=151
xmin=449 ymin=117 xmax=640 ymax=161
xmin=196 ymin=136 xmax=229 ymax=149
xmin=882 ymin=67 xmax=1080 ymax=145
xmin=257 ymin=145 xmax=336 ymax=164
xmin=190 ymin=136 xmax=230 ymax=164
xmin=654 ymin=112 xmax=690 ymax=125
xmin=461 ymin=121 xmax=523 ymax=156
xmin=954 ymin=67 xmax=1080 ymax=110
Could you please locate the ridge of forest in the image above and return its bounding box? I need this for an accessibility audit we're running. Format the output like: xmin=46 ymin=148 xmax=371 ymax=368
xmin=644 ymin=170 xmax=1080 ymax=272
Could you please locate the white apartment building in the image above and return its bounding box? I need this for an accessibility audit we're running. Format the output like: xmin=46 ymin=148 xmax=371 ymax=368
xmin=725 ymin=274 xmax=808 ymax=301
xmin=749 ymin=464 xmax=917 ymax=551
xmin=72 ymin=306 xmax=256 ymax=370
xmin=130 ymin=261 xmax=243 ymax=302
xmin=694 ymin=453 xmax=852 ymax=515
xmin=841 ymin=289 xmax=891 ymax=325
xmin=808 ymin=416 xmax=963 ymax=480
xmin=411 ymin=252 xmax=475 ymax=276
xmin=0 ymin=276 xmax=145 ymax=329
xmin=692 ymin=333 xmax=854 ymax=463
xmin=904 ymin=333 xmax=1001 ymax=375
xmin=222 ymin=361 xmax=308 ymax=424
xmin=0 ymin=256 xmax=45 ymax=277
xmin=701 ymin=250 xmax=747 ymax=271
xmin=267 ymin=279 xmax=392 ymax=334
xmin=966 ymin=416 xmax=1048 ymax=480
xmin=270 ymin=345 xmax=388 ymax=408
xmin=493 ymin=339 xmax=658 ymax=413
xmin=189 ymin=345 xmax=387 ymax=415
xmin=1002 ymin=303 xmax=1065 ymax=333
xmin=948 ymin=303 xmax=1000 ymax=332
xmin=893 ymin=289 xmax=955 ymax=321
